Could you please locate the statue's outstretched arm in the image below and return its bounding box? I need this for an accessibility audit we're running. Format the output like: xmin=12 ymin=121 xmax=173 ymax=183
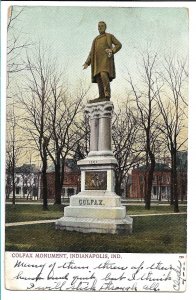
xmin=85 ymin=50 xmax=91 ymax=66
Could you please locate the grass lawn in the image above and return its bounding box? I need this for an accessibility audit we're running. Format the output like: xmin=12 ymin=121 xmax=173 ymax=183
xmin=127 ymin=205 xmax=187 ymax=215
xmin=5 ymin=204 xmax=65 ymax=223
xmin=5 ymin=204 xmax=187 ymax=223
xmin=5 ymin=214 xmax=187 ymax=253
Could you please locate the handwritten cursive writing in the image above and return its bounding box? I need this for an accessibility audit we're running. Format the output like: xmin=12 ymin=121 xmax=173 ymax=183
xmin=143 ymin=283 xmax=160 ymax=292
xmin=99 ymin=281 xmax=138 ymax=292
xmin=58 ymin=260 xmax=89 ymax=270
xmin=102 ymin=272 xmax=126 ymax=281
xmin=172 ymin=260 xmax=186 ymax=291
xmin=7 ymin=253 xmax=186 ymax=292
xmin=94 ymin=260 xmax=128 ymax=270
xmin=66 ymin=279 xmax=97 ymax=291
xmin=27 ymin=281 xmax=67 ymax=291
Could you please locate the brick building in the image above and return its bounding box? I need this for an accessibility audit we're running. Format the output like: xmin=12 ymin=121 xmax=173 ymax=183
xmin=46 ymin=159 xmax=80 ymax=200
xmin=129 ymin=163 xmax=171 ymax=201
xmin=128 ymin=151 xmax=187 ymax=201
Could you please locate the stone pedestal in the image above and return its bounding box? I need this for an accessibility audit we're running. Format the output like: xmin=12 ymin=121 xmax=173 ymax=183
xmin=55 ymin=101 xmax=133 ymax=234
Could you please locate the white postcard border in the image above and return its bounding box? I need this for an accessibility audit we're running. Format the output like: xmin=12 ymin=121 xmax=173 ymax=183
xmin=1 ymin=1 xmax=196 ymax=300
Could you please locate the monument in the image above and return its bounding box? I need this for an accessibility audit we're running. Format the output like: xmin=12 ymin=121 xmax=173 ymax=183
xmin=55 ymin=22 xmax=133 ymax=234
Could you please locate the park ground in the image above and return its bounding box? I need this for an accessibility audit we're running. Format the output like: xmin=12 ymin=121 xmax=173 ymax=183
xmin=5 ymin=203 xmax=187 ymax=253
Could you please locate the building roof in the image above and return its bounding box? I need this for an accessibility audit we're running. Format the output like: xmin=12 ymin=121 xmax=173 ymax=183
xmin=15 ymin=164 xmax=39 ymax=174
xmin=47 ymin=159 xmax=79 ymax=173
xmin=66 ymin=159 xmax=80 ymax=172
xmin=135 ymin=163 xmax=171 ymax=172
xmin=177 ymin=151 xmax=187 ymax=170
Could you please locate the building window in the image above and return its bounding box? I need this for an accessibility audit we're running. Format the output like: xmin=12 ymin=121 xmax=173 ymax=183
xmin=16 ymin=187 xmax=21 ymax=195
xmin=16 ymin=177 xmax=20 ymax=184
xmin=61 ymin=188 xmax=65 ymax=196
xmin=67 ymin=188 xmax=74 ymax=197
xmin=153 ymin=186 xmax=157 ymax=196
xmin=23 ymin=186 xmax=27 ymax=194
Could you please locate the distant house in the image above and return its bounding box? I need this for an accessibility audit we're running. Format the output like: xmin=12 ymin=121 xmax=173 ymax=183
xmin=129 ymin=163 xmax=171 ymax=201
xmin=46 ymin=159 xmax=80 ymax=200
xmin=7 ymin=164 xmax=41 ymax=200
xmin=128 ymin=152 xmax=187 ymax=201
xmin=6 ymin=159 xmax=80 ymax=201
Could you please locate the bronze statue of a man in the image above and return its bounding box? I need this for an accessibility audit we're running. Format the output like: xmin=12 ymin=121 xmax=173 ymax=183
xmin=83 ymin=21 xmax=122 ymax=101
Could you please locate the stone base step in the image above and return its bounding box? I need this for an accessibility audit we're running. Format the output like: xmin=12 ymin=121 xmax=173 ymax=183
xmin=64 ymin=206 xmax=126 ymax=219
xmin=55 ymin=216 xmax=133 ymax=234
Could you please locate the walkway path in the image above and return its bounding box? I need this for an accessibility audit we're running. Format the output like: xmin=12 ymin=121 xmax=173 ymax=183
xmin=5 ymin=212 xmax=187 ymax=227
xmin=129 ymin=212 xmax=187 ymax=217
xmin=6 ymin=219 xmax=57 ymax=227
xmin=6 ymin=202 xmax=187 ymax=207
xmin=6 ymin=202 xmax=59 ymax=205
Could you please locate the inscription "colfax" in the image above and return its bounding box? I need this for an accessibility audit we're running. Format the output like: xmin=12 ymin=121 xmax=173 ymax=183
xmin=79 ymin=199 xmax=103 ymax=206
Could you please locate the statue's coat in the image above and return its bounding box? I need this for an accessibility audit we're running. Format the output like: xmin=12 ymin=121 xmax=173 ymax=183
xmin=85 ymin=33 xmax=122 ymax=83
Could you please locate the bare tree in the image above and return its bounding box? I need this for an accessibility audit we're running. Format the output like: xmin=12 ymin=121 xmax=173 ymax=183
xmin=19 ymin=46 xmax=54 ymax=210
xmin=18 ymin=44 xmax=90 ymax=206
xmin=127 ymin=51 xmax=162 ymax=209
xmin=46 ymin=77 xmax=89 ymax=205
xmin=6 ymin=139 xmax=17 ymax=203
xmin=6 ymin=105 xmax=23 ymax=204
xmin=157 ymin=57 xmax=188 ymax=212
xmin=177 ymin=151 xmax=187 ymax=203
xmin=73 ymin=113 xmax=90 ymax=161
xmin=6 ymin=147 xmax=13 ymax=200
xmin=112 ymin=99 xmax=142 ymax=196
xmin=6 ymin=7 xmax=32 ymax=203
xmin=7 ymin=6 xmax=30 ymax=89
xmin=6 ymin=7 xmax=31 ymax=203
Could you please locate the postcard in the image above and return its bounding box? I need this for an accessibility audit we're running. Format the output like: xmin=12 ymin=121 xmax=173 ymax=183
xmin=1 ymin=1 xmax=193 ymax=299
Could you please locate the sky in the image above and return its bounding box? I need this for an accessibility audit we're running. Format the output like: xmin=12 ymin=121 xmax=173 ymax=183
xmin=8 ymin=6 xmax=188 ymax=100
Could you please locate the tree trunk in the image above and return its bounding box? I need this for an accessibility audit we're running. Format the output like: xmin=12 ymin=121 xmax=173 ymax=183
xmin=158 ymin=185 xmax=162 ymax=202
xmin=172 ymin=151 xmax=179 ymax=213
xmin=42 ymin=149 xmax=48 ymax=210
xmin=42 ymin=171 xmax=48 ymax=209
xmin=12 ymin=171 xmax=15 ymax=205
xmin=170 ymin=168 xmax=174 ymax=205
xmin=144 ymin=171 xmax=147 ymax=202
xmin=145 ymin=151 xmax=155 ymax=210
xmin=54 ymin=158 xmax=62 ymax=205
xmin=12 ymin=145 xmax=15 ymax=205
xmin=60 ymin=157 xmax=65 ymax=197
xmin=115 ymin=172 xmax=123 ymax=196
xmin=115 ymin=179 xmax=121 ymax=196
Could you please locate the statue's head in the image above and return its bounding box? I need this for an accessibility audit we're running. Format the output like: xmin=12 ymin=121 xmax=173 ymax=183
xmin=98 ymin=21 xmax=106 ymax=34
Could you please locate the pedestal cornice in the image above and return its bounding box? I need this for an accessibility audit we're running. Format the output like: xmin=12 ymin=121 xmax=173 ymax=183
xmin=85 ymin=101 xmax=114 ymax=119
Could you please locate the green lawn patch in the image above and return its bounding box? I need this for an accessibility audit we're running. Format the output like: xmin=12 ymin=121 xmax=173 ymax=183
xmin=126 ymin=205 xmax=187 ymax=215
xmin=5 ymin=214 xmax=187 ymax=253
xmin=5 ymin=204 xmax=64 ymax=223
xmin=5 ymin=204 xmax=187 ymax=223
